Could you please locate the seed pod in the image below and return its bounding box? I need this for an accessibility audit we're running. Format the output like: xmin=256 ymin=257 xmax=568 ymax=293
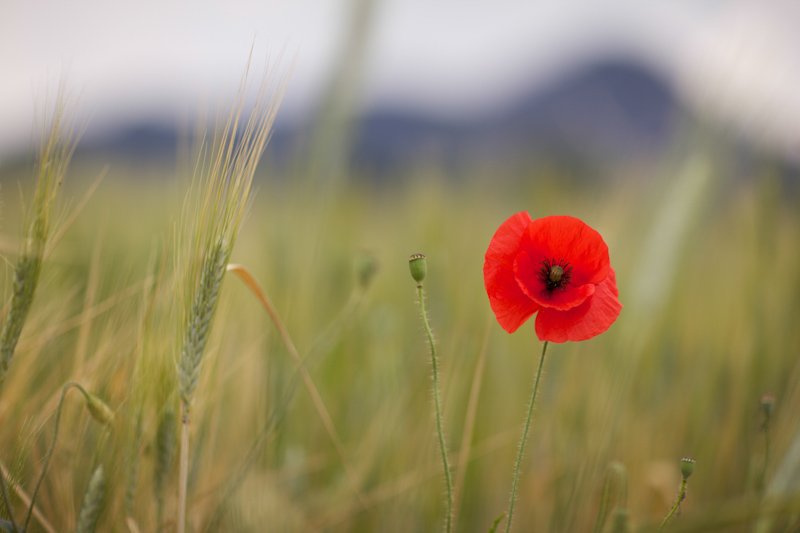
xmin=680 ymin=457 xmax=696 ymax=480
xmin=408 ymin=254 xmax=427 ymax=283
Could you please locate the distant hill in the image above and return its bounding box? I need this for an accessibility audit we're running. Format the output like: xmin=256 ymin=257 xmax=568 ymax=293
xmin=75 ymin=57 xmax=684 ymax=173
xmin=356 ymin=58 xmax=685 ymax=174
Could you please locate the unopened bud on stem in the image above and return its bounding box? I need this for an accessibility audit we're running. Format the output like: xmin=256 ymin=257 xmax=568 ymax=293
xmin=761 ymin=394 xmax=776 ymax=419
xmin=409 ymin=254 xmax=427 ymax=284
xmin=680 ymin=457 xmax=695 ymax=480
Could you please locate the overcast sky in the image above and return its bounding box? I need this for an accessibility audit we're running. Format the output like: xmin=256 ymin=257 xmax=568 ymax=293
xmin=2 ymin=0 xmax=799 ymax=160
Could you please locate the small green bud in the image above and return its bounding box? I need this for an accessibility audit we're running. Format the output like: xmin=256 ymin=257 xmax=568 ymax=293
xmin=610 ymin=508 xmax=632 ymax=533
xmin=409 ymin=253 xmax=427 ymax=283
xmin=85 ymin=393 xmax=115 ymax=426
xmin=680 ymin=457 xmax=695 ymax=480
xmin=355 ymin=251 xmax=379 ymax=289
xmin=761 ymin=393 xmax=776 ymax=418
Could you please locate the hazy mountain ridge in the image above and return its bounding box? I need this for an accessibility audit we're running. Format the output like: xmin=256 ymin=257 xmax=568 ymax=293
xmin=60 ymin=57 xmax=756 ymax=177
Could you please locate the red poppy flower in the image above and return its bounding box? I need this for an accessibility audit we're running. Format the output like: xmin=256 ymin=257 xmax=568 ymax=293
xmin=484 ymin=213 xmax=622 ymax=342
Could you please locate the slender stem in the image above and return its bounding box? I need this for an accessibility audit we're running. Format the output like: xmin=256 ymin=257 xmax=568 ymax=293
xmin=178 ymin=405 xmax=190 ymax=533
xmin=452 ymin=319 xmax=491 ymax=533
xmin=759 ymin=419 xmax=770 ymax=497
xmin=659 ymin=478 xmax=687 ymax=531
xmin=1 ymin=460 xmax=56 ymax=533
xmin=417 ymin=283 xmax=453 ymax=533
xmin=227 ymin=264 xmax=368 ymax=508
xmin=0 ymin=469 xmax=19 ymax=533
xmin=506 ymin=341 xmax=549 ymax=533
xmin=592 ymin=471 xmax=614 ymax=533
xmin=24 ymin=381 xmax=83 ymax=532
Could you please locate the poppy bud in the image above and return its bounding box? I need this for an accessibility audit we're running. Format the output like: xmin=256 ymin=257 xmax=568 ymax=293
xmin=409 ymin=254 xmax=427 ymax=283
xmin=680 ymin=457 xmax=695 ymax=480
xmin=355 ymin=251 xmax=379 ymax=289
xmin=761 ymin=394 xmax=776 ymax=418
xmin=85 ymin=393 xmax=115 ymax=426
xmin=610 ymin=508 xmax=632 ymax=533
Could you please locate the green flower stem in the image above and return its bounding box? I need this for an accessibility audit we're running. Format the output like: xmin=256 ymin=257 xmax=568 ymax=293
xmin=24 ymin=381 xmax=84 ymax=532
xmin=759 ymin=418 xmax=771 ymax=497
xmin=506 ymin=340 xmax=549 ymax=533
xmin=417 ymin=283 xmax=453 ymax=533
xmin=659 ymin=478 xmax=687 ymax=531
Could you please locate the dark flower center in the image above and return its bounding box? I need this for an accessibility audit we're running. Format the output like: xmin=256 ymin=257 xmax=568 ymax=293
xmin=539 ymin=258 xmax=572 ymax=291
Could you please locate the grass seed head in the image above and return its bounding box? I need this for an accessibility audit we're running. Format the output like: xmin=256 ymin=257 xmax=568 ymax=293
xmin=75 ymin=464 xmax=106 ymax=533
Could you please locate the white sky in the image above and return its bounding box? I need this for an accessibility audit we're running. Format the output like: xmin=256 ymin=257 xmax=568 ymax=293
xmin=2 ymin=0 xmax=799 ymax=160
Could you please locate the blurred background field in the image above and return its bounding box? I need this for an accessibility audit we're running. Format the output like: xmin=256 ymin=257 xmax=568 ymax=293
xmin=2 ymin=1 xmax=800 ymax=532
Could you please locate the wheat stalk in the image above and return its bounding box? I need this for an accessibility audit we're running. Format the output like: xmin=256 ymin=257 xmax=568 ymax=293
xmin=175 ymin=50 xmax=287 ymax=533
xmin=0 ymin=86 xmax=77 ymax=396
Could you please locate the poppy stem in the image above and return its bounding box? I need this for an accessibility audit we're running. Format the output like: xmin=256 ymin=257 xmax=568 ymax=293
xmin=417 ymin=283 xmax=453 ymax=533
xmin=506 ymin=340 xmax=548 ymax=533
xmin=24 ymin=381 xmax=83 ymax=533
xmin=659 ymin=478 xmax=687 ymax=531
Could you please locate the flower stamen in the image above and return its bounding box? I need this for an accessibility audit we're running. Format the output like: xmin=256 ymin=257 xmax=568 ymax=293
xmin=539 ymin=258 xmax=572 ymax=291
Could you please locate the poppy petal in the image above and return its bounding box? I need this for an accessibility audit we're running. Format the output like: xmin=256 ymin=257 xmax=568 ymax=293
xmin=534 ymin=268 xmax=622 ymax=342
xmin=513 ymin=251 xmax=595 ymax=310
xmin=485 ymin=212 xmax=533 ymax=265
xmin=522 ymin=216 xmax=610 ymax=286
xmin=484 ymin=212 xmax=540 ymax=333
xmin=485 ymin=262 xmax=541 ymax=333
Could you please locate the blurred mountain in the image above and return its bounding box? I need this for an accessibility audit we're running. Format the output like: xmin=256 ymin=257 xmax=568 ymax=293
xmin=353 ymin=58 xmax=681 ymax=173
xmin=75 ymin=57 xmax=684 ymax=173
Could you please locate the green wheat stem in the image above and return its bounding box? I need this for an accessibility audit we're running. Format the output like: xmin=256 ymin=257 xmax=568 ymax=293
xmin=24 ymin=381 xmax=86 ymax=532
xmin=506 ymin=340 xmax=549 ymax=533
xmin=177 ymin=241 xmax=227 ymax=533
xmin=155 ymin=407 xmax=176 ymax=529
xmin=659 ymin=478 xmax=687 ymax=531
xmin=417 ymin=283 xmax=453 ymax=533
xmin=593 ymin=468 xmax=615 ymax=533
xmin=593 ymin=461 xmax=629 ymax=533
xmin=177 ymin=411 xmax=190 ymax=533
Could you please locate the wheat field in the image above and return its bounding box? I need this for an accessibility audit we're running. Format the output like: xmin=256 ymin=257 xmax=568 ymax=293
xmin=0 ymin=76 xmax=799 ymax=533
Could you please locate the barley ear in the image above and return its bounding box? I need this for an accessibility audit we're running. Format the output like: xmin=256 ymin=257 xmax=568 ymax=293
xmin=0 ymin=87 xmax=77 ymax=396
xmin=75 ymin=465 xmax=105 ymax=533
xmin=178 ymin=239 xmax=227 ymax=409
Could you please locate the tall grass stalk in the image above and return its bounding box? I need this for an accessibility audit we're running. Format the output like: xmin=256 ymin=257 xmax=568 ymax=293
xmin=155 ymin=407 xmax=176 ymax=528
xmin=24 ymin=381 xmax=111 ymax=532
xmin=226 ymin=264 xmax=368 ymax=507
xmin=0 ymin=89 xmax=76 ymax=533
xmin=452 ymin=320 xmax=490 ymax=533
xmin=593 ymin=461 xmax=629 ymax=533
xmin=0 ymin=475 xmax=18 ymax=533
xmin=0 ymin=86 xmax=76 ymax=395
xmin=175 ymin=53 xmax=285 ymax=533
xmin=0 ymin=461 xmax=56 ymax=533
